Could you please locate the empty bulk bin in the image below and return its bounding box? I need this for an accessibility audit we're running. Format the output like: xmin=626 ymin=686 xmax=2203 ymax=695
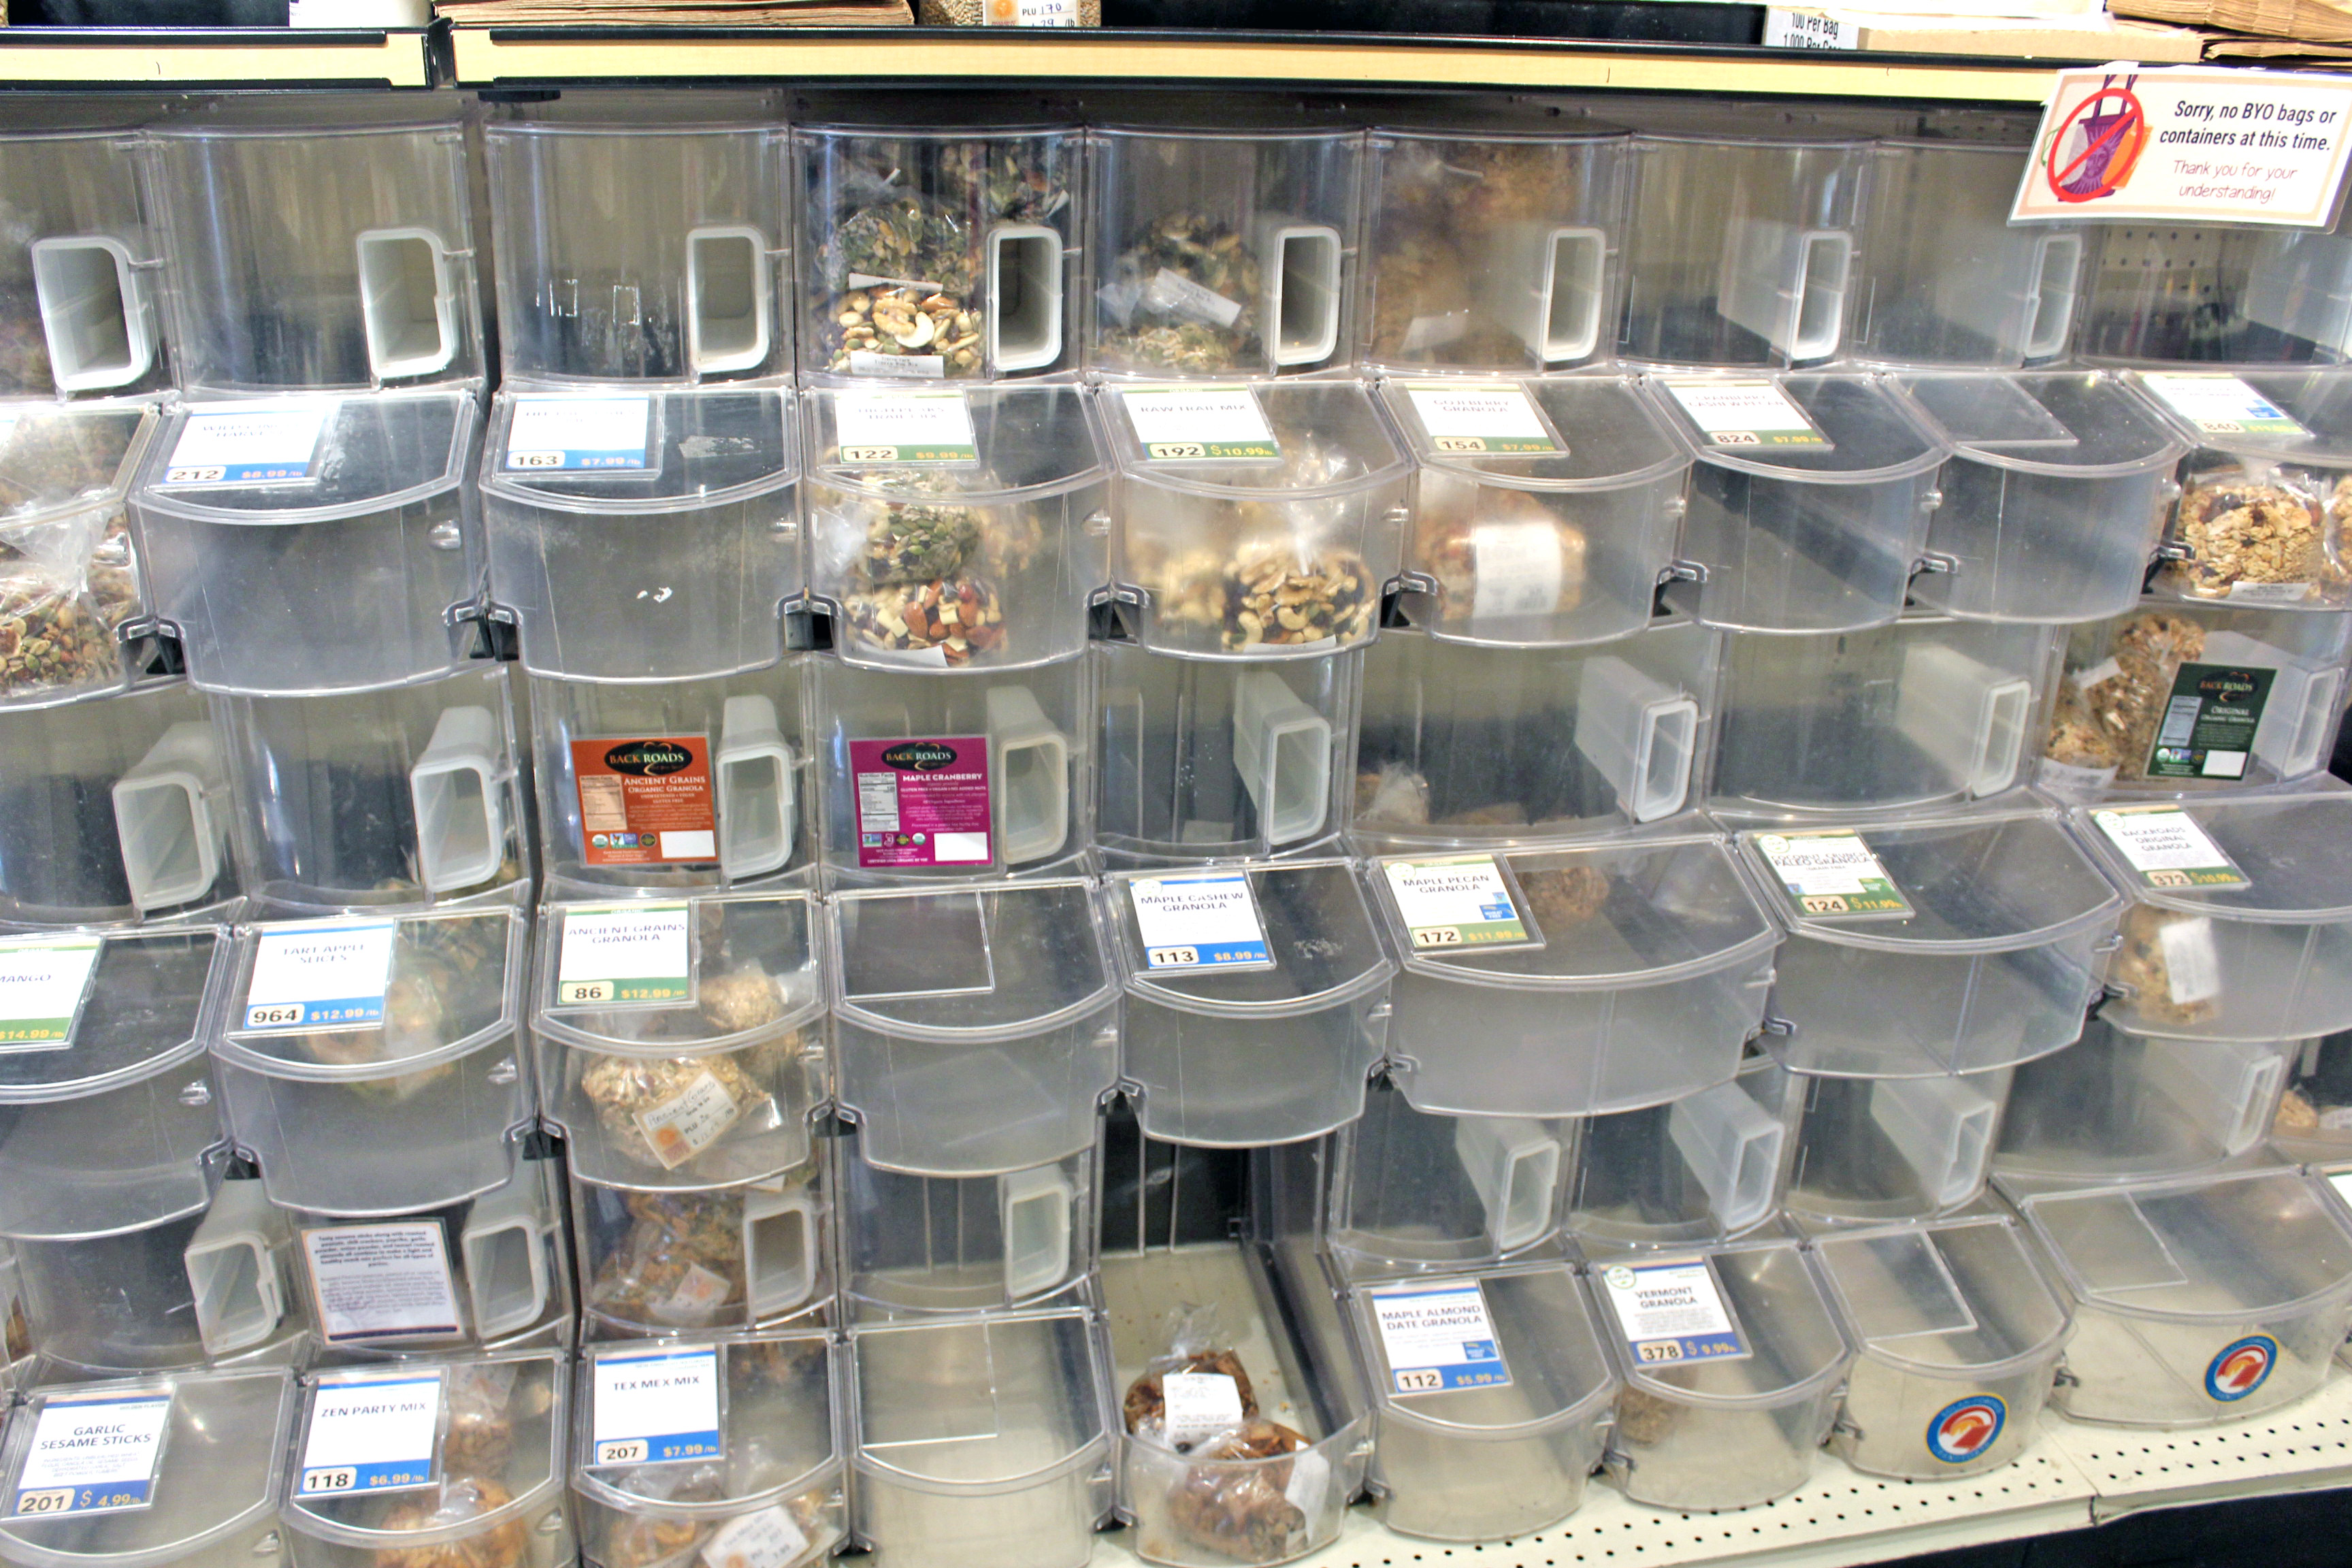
xmin=840 ymin=1130 xmax=1096 ymax=1318
xmin=534 ymin=889 xmax=826 ymax=1189
xmin=1733 ymin=806 xmax=2121 ymax=1078
xmin=1897 ymin=370 xmax=2187 ymax=623
xmin=1998 ymin=1015 xmax=2289 ymax=1182
xmin=848 ymin=1309 xmax=1114 ymax=1568
xmin=1567 ymin=1056 xmax=1797 ymax=1249
xmin=574 ymin=1162 xmax=828 ymax=1337
xmin=828 ymin=879 xmax=1117 ymax=1177
xmin=1326 ymin=1083 xmax=1578 ymax=1270
xmin=482 ymin=386 xmax=799 ymax=683
xmin=0 ymin=121 xmax=169 ymax=398
xmin=2078 ymin=214 xmax=2352 ymax=366
xmin=2016 ymin=1167 xmax=2352 ymax=1425
xmin=1814 ymin=1215 xmax=2070 ymax=1480
xmin=1374 ymin=835 xmax=1780 ymax=1118
xmin=1784 ymin=1068 xmax=2014 ymax=1223
xmin=1380 ymin=374 xmax=1687 ymax=647
xmin=0 ymin=401 xmax=156 ymax=713
xmin=2272 ymin=1030 xmax=2352 ymax=1161
xmin=1586 ymin=1238 xmax=1854 ymax=1510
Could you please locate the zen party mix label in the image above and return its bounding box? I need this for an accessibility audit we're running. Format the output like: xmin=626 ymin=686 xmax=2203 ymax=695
xmin=832 ymin=389 xmax=978 ymax=463
xmin=1599 ymin=1258 xmax=1749 ymax=1366
xmin=1381 ymin=855 xmax=1535 ymax=951
xmin=242 ymin=920 xmax=399 ymax=1032
xmin=591 ymin=1346 xmax=723 ymax=1467
xmin=161 ymin=403 xmax=329 ymax=484
xmin=1753 ymin=830 xmax=1914 ymax=919
xmin=1660 ymin=379 xmax=1829 ymax=448
xmin=1404 ymin=383 xmax=1562 ymax=455
xmin=504 ymin=395 xmax=653 ymax=472
xmin=297 ymin=1371 xmax=442 ymax=1496
xmin=1128 ymin=872 xmax=1275 ymax=973
xmin=0 ymin=935 xmax=101 ymax=1051
xmin=1120 ymin=386 xmax=1282 ymax=461
xmin=557 ymin=903 xmax=693 ymax=1008
xmin=12 ymin=1392 xmax=172 ymax=1516
xmin=1370 ymin=1283 xmax=1514 ymax=1394
xmin=2091 ymin=804 xmax=2252 ymax=889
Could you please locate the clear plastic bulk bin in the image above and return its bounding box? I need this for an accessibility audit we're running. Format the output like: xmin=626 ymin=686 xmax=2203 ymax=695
xmin=1373 ymin=835 xmax=1780 ymax=1119
xmin=1997 ymin=1015 xmax=2289 ymax=1182
xmin=485 ymin=94 xmax=789 ymax=385
xmin=2076 ymin=214 xmax=2352 ymax=366
xmin=2015 ymin=1167 xmax=2352 ymax=1425
xmin=803 ymin=383 xmax=1108 ymax=672
xmin=0 ymin=402 xmax=156 ymax=711
xmin=0 ymin=1367 xmax=295 ymax=1568
xmin=0 ymin=124 xmax=169 ymax=398
xmin=796 ymin=119 xmax=1076 ymax=382
xmin=812 ymin=656 xmax=1088 ymax=882
xmin=1784 ymin=1067 xmax=2013 ymax=1223
xmin=1336 ymin=1255 xmax=1616 ymax=1539
xmin=1897 ymin=370 xmax=2187 ymax=623
xmin=1733 ymin=806 xmax=2121 ymax=1077
xmin=218 ymin=665 xmax=529 ymax=917
xmin=132 ymin=391 xmax=483 ymax=696
xmin=2272 ymin=1030 xmax=2352 ymax=1161
xmin=1108 ymin=858 xmax=1392 ymax=1147
xmin=283 ymin=1353 xmax=571 ymax=1568
xmin=1102 ymin=379 xmax=1409 ymax=660
xmin=1848 ymin=141 xmax=2081 ymax=368
xmin=531 ymin=665 xmax=809 ymax=895
xmin=1710 ymin=617 xmax=2055 ymax=813
xmin=1379 ymin=375 xmax=1687 ymax=647
xmin=481 ymin=387 xmax=798 ymax=683
xmin=574 ymin=1162 xmax=828 ymax=1337
xmin=145 ymin=101 xmax=483 ymax=394
xmin=1096 ymin=643 xmax=1356 ymax=864
xmin=1086 ymin=126 xmax=1359 ymax=378
xmin=1646 ymin=372 xmax=1949 ymax=634
xmin=840 ymin=1130 xmax=1096 ymax=1318
xmin=1353 ymin=621 xmax=1719 ymax=848
xmin=212 ymin=905 xmax=530 ymax=1216
xmin=2072 ymin=790 xmax=2352 ymax=1043
xmin=848 ymin=1307 xmax=1113 ymax=1568
xmin=1618 ymin=134 xmax=1869 ymax=368
xmin=1587 ymin=1237 xmax=1854 ymax=1510
xmin=1813 ymin=1215 xmax=2070 ymax=1480
xmin=535 ymin=889 xmax=825 ymax=1190
xmin=828 ymin=879 xmax=1117 ymax=1176
xmin=1326 ymin=1083 xmax=1578 ymax=1269
xmin=574 ymin=1332 xmax=845 ymax=1568
xmin=1360 ymin=122 xmax=1629 ymax=374
xmin=1567 ymin=1056 xmax=1795 ymax=1249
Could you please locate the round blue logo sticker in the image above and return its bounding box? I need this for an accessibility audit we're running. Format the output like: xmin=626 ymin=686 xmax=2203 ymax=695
xmin=2206 ymin=1335 xmax=2277 ymax=1401
xmin=1925 ymin=1394 xmax=2006 ymax=1465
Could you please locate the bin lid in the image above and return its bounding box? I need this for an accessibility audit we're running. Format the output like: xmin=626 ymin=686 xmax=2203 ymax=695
xmin=1733 ymin=807 xmax=2123 ymax=953
xmin=573 ymin=1333 xmax=839 ymax=1514
xmin=1899 ymin=372 xmax=2187 ymax=478
xmin=212 ymin=908 xmax=524 ymax=1081
xmin=1110 ymin=859 xmax=1394 ymax=1018
xmin=284 ymin=1354 xmax=564 ymax=1548
xmin=1813 ymin=1216 xmax=2070 ymax=1377
xmin=0 ymin=404 xmax=155 ymax=529
xmin=2127 ymin=366 xmax=2352 ymax=465
xmin=2071 ymin=790 xmax=2352 ymax=923
xmin=828 ymin=879 xmax=1115 ymax=1043
xmin=1589 ymin=1239 xmax=1854 ymax=1407
xmin=2017 ymin=1167 xmax=2352 ymax=1320
xmin=806 ymin=384 xmax=1107 ymax=505
xmin=1646 ymin=372 xmax=1949 ymax=485
xmin=0 ymin=1369 xmax=295 ymax=1568
xmin=0 ymin=924 xmax=229 ymax=1103
xmin=1372 ymin=837 xmax=1780 ymax=993
xmin=1344 ymin=1261 xmax=1616 ymax=1438
xmin=534 ymin=890 xmax=823 ymax=1055
xmin=1380 ymin=375 xmax=1687 ymax=491
xmin=1101 ymin=379 xmax=1411 ymax=498
xmin=134 ymin=392 xmax=475 ymax=526
xmin=849 ymin=1309 xmax=1111 ymax=1493
xmin=481 ymin=388 xmax=795 ymax=514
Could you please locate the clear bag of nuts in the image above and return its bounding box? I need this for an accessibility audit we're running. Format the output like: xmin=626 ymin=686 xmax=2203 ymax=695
xmin=0 ymin=405 xmax=155 ymax=707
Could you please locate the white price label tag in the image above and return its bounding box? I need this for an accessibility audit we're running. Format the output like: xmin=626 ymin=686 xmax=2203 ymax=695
xmin=1160 ymin=1371 xmax=1245 ymax=1448
xmin=242 ymin=920 xmax=398 ymax=1032
xmin=1763 ymin=7 xmax=1858 ymax=46
xmin=301 ymin=1222 xmax=463 ymax=1343
xmin=1120 ymin=387 xmax=1281 ymax=461
xmin=1144 ymin=268 xmax=1246 ymax=330
xmin=2157 ymin=915 xmax=2223 ymax=1005
xmin=161 ymin=404 xmax=329 ymax=485
xmin=1371 ymin=1283 xmax=1513 ymax=1394
xmin=1382 ymin=856 xmax=1535 ymax=951
xmin=634 ymin=1070 xmax=745 ymax=1169
xmin=1660 ymin=379 xmax=1829 ymax=448
xmin=1599 ymin=1259 xmax=1748 ymax=1366
xmin=12 ymin=1394 xmax=172 ymax=1516
xmin=557 ymin=903 xmax=692 ymax=1008
xmin=2091 ymin=805 xmax=2252 ymax=889
xmin=1469 ymin=521 xmax=1569 ymax=622
xmin=701 ymin=1506 xmax=812 ymax=1568
xmin=832 ymin=390 xmax=978 ymax=463
xmin=2140 ymin=374 xmax=2310 ymax=438
xmin=1405 ymin=383 xmax=1560 ymax=455
xmin=1752 ymin=831 xmax=1914 ymax=919
xmin=592 ymin=1348 xmax=723 ymax=1467
xmin=1129 ymin=872 xmax=1274 ymax=972
xmin=505 ymin=396 xmax=653 ymax=472
xmin=0 ymin=936 xmax=101 ymax=1051
xmin=2035 ymin=756 xmax=2119 ymax=798
xmin=845 ymin=350 xmax=944 ymax=380
xmin=298 ymin=1372 xmax=442 ymax=1496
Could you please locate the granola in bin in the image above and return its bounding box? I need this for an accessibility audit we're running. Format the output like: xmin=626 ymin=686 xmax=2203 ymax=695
xmin=2042 ymin=611 xmax=2206 ymax=783
xmin=1613 ymin=1386 xmax=1684 ymax=1446
xmin=1125 ymin=1342 xmax=1318 ymax=1566
xmin=2108 ymin=904 xmax=2219 ymax=1028
xmin=1411 ymin=485 xmax=1587 ymax=625
xmin=372 ymin=1476 xmax=529 ymax=1568
xmin=1097 ymin=212 xmax=1264 ymax=374
xmin=1520 ymin=865 xmax=1610 ymax=929
xmin=1368 ymin=142 xmax=1568 ymax=365
xmin=1124 ymin=1346 xmax=1259 ymax=1437
xmin=2163 ymin=473 xmax=2336 ymax=600
xmin=582 ymin=1053 xmax=767 ymax=1171
xmin=1354 ymin=763 xmax=1431 ymax=826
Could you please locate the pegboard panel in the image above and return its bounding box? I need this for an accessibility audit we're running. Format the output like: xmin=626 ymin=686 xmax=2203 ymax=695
xmin=2048 ymin=1374 xmax=2352 ymax=1520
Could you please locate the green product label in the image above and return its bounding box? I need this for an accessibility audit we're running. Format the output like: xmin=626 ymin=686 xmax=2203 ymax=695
xmin=2144 ymin=662 xmax=2274 ymax=781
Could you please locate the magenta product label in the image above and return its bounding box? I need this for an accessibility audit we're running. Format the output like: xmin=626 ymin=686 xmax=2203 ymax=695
xmin=851 ymin=736 xmax=992 ymax=868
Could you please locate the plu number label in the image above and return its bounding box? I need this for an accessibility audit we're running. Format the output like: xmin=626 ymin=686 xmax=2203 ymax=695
xmin=591 ymin=1347 xmax=723 ymax=1468
xmin=12 ymin=1394 xmax=172 ymax=1516
xmin=1128 ymin=872 xmax=1275 ymax=973
xmin=1600 ymin=1260 xmax=1748 ymax=1366
xmin=242 ymin=920 xmax=399 ymax=1032
xmin=1753 ymin=830 xmax=1914 ymax=919
xmin=556 ymin=903 xmax=693 ymax=1009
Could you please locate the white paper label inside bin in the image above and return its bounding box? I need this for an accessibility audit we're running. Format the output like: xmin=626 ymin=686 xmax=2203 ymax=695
xmin=2091 ymin=806 xmax=2253 ymax=889
xmin=301 ymin=1222 xmax=461 ymax=1343
xmin=1129 ymin=872 xmax=1273 ymax=972
xmin=12 ymin=1393 xmax=171 ymax=1516
xmin=161 ymin=404 xmax=328 ymax=484
xmin=1659 ymin=379 xmax=1829 ymax=448
xmin=0 ymin=936 xmax=99 ymax=1051
xmin=1754 ymin=831 xmax=1914 ymax=919
xmin=1469 ymin=522 xmax=1567 ymax=622
xmin=833 ymin=390 xmax=978 ymax=463
xmin=2140 ymin=374 xmax=2310 ymax=437
xmin=2331 ymin=1171 xmax=2352 ymax=1208
xmin=557 ymin=902 xmax=692 ymax=1008
xmin=1144 ymin=268 xmax=1245 ymax=330
xmin=1383 ymin=856 xmax=1535 ymax=951
xmin=2037 ymin=756 xmax=2120 ymax=797
xmin=505 ymin=395 xmax=652 ymax=472
xmin=1405 ymin=382 xmax=1560 ymax=455
xmin=298 ymin=1372 xmax=441 ymax=1496
xmin=1161 ymin=1372 xmax=1247 ymax=1448
xmin=1763 ymin=9 xmax=1857 ymax=47
xmin=1600 ymin=1259 xmax=1748 ymax=1365
xmin=243 ymin=920 xmax=398 ymax=1031
xmin=634 ymin=1070 xmax=745 ymax=1169
xmin=1120 ymin=387 xmax=1281 ymax=461
xmin=1013 ymin=0 xmax=1083 ymax=24
xmin=701 ymin=1505 xmax=811 ymax=1568
xmin=2157 ymin=915 xmax=2223 ymax=1004
xmin=1371 ymin=1283 xmax=1514 ymax=1394
xmin=592 ymin=1347 xmax=722 ymax=1467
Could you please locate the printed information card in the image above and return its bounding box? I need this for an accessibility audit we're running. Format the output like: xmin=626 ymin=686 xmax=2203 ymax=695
xmin=1599 ymin=1258 xmax=1748 ymax=1366
xmin=557 ymin=903 xmax=693 ymax=1007
xmin=297 ymin=1371 xmax=443 ymax=1496
xmin=1128 ymin=872 xmax=1275 ymax=972
xmin=0 ymin=936 xmax=102 ymax=1051
xmin=1369 ymin=1283 xmax=1514 ymax=1393
xmin=12 ymin=1393 xmax=173 ymax=1516
xmin=591 ymin=1347 xmax=723 ymax=1468
xmin=242 ymin=920 xmax=399 ymax=1032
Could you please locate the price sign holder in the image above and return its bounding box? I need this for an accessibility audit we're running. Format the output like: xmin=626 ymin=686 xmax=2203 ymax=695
xmin=2090 ymin=804 xmax=2253 ymax=890
xmin=590 ymin=1345 xmax=724 ymax=1468
xmin=1750 ymin=830 xmax=1915 ymax=921
xmin=295 ymin=1369 xmax=444 ymax=1497
xmin=1127 ymin=872 xmax=1276 ymax=974
xmin=504 ymin=395 xmax=656 ymax=474
xmin=553 ymin=902 xmax=697 ymax=1010
xmin=832 ymin=389 xmax=979 ymax=463
xmin=241 ymin=920 xmax=399 ymax=1032
xmin=1369 ymin=1281 xmax=1515 ymax=1394
xmin=1597 ymin=1256 xmax=1751 ymax=1368
xmin=1380 ymin=855 xmax=1544 ymax=953
xmin=11 ymin=1389 xmax=174 ymax=1517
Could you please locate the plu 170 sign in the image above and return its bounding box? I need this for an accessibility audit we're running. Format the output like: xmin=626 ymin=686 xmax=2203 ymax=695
xmin=2013 ymin=65 xmax=2352 ymax=227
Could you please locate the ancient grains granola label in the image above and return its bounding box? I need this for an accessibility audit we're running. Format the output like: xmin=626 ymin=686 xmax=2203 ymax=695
xmin=2144 ymin=662 xmax=2275 ymax=779
xmin=556 ymin=904 xmax=693 ymax=1007
xmin=574 ymin=738 xmax=717 ymax=866
xmin=851 ymin=737 xmax=992 ymax=868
